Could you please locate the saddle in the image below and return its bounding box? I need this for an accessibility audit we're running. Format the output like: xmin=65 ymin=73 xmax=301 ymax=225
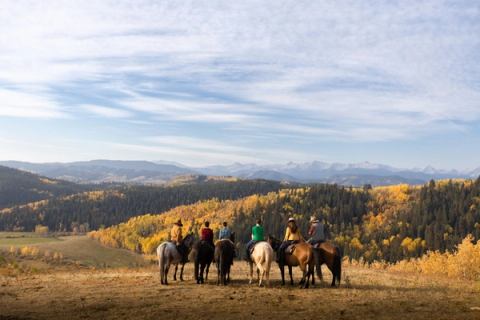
xmin=311 ymin=241 xmax=326 ymax=249
xmin=285 ymin=244 xmax=296 ymax=255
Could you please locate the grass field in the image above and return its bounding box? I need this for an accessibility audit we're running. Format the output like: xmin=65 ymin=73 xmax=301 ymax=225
xmin=0 ymin=232 xmax=61 ymax=246
xmin=1 ymin=260 xmax=480 ymax=320
xmin=0 ymin=232 xmax=148 ymax=268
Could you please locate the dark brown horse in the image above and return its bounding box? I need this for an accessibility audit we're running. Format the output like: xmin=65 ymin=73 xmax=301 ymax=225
xmin=268 ymin=236 xmax=314 ymax=288
xmin=193 ymin=240 xmax=214 ymax=284
xmin=312 ymin=242 xmax=342 ymax=287
xmin=214 ymin=233 xmax=235 ymax=285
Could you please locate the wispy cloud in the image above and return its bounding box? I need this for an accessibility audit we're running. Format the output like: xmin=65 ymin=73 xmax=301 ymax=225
xmin=0 ymin=1 xmax=479 ymax=167
xmin=0 ymin=88 xmax=67 ymax=118
xmin=81 ymin=104 xmax=132 ymax=118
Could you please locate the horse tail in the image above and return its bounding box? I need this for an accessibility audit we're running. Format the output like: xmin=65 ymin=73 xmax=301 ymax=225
xmin=263 ymin=246 xmax=272 ymax=269
xmin=334 ymin=246 xmax=342 ymax=286
xmin=219 ymin=248 xmax=224 ymax=285
xmin=158 ymin=243 xmax=167 ymax=284
xmin=194 ymin=244 xmax=199 ymax=281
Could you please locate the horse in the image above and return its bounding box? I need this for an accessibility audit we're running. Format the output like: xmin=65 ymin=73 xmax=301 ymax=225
xmin=214 ymin=233 xmax=235 ymax=285
xmin=312 ymin=241 xmax=342 ymax=287
xmin=193 ymin=240 xmax=214 ymax=284
xmin=157 ymin=234 xmax=195 ymax=285
xmin=247 ymin=241 xmax=274 ymax=287
xmin=267 ymin=235 xmax=314 ymax=288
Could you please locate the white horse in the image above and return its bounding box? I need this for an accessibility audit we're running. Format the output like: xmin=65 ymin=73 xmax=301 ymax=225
xmin=248 ymin=241 xmax=274 ymax=287
xmin=157 ymin=234 xmax=195 ymax=285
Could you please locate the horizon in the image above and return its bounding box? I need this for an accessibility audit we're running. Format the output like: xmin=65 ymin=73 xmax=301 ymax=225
xmin=1 ymin=2 xmax=479 ymax=170
xmin=0 ymin=158 xmax=477 ymax=173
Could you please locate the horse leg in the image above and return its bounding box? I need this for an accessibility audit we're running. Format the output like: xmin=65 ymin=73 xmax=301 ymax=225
xmin=217 ymin=262 xmax=221 ymax=285
xmin=173 ymin=264 xmax=178 ymax=281
xmin=200 ymin=263 xmax=206 ymax=284
xmin=159 ymin=259 xmax=164 ymax=285
xmin=226 ymin=265 xmax=231 ymax=284
xmin=222 ymin=267 xmax=227 ymax=286
xmin=206 ymin=263 xmax=210 ymax=281
xmin=311 ymin=261 xmax=316 ymax=287
xmin=288 ymin=265 xmax=294 ymax=286
xmin=180 ymin=263 xmax=185 ymax=281
xmin=298 ymin=261 xmax=308 ymax=288
xmin=265 ymin=263 xmax=270 ymax=287
xmin=194 ymin=260 xmax=199 ymax=283
xmin=317 ymin=263 xmax=324 ymax=284
xmin=257 ymin=263 xmax=265 ymax=287
xmin=280 ymin=264 xmax=285 ymax=286
xmin=164 ymin=263 xmax=170 ymax=285
xmin=249 ymin=262 xmax=254 ymax=285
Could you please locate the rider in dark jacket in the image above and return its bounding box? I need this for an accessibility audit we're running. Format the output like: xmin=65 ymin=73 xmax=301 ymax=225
xmin=200 ymin=221 xmax=214 ymax=248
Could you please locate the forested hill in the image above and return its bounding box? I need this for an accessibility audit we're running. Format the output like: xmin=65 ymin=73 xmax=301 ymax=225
xmin=0 ymin=165 xmax=89 ymax=209
xmin=0 ymin=179 xmax=285 ymax=232
xmin=90 ymin=179 xmax=480 ymax=262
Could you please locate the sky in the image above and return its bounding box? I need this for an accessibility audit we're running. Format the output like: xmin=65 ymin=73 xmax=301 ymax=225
xmin=0 ymin=1 xmax=479 ymax=170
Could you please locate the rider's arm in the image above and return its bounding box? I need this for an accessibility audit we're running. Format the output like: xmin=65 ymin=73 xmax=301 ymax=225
xmin=284 ymin=228 xmax=290 ymax=241
xmin=308 ymin=225 xmax=314 ymax=236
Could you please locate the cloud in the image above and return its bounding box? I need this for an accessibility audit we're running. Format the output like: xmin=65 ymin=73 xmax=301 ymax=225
xmin=0 ymin=0 xmax=479 ymax=155
xmin=0 ymin=88 xmax=67 ymax=118
xmin=81 ymin=104 xmax=133 ymax=118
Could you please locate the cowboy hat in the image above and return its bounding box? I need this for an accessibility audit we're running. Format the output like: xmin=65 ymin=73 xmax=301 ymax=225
xmin=175 ymin=219 xmax=183 ymax=226
xmin=310 ymin=216 xmax=319 ymax=223
xmin=288 ymin=217 xmax=295 ymax=222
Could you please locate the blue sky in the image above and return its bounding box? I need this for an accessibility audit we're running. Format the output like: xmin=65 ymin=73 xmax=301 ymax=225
xmin=0 ymin=1 xmax=479 ymax=169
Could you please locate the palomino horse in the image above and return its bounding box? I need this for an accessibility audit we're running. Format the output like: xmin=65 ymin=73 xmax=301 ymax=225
xmin=157 ymin=234 xmax=195 ymax=285
xmin=193 ymin=240 xmax=214 ymax=284
xmin=247 ymin=241 xmax=274 ymax=287
xmin=312 ymin=242 xmax=342 ymax=287
xmin=268 ymin=236 xmax=314 ymax=288
xmin=214 ymin=234 xmax=235 ymax=285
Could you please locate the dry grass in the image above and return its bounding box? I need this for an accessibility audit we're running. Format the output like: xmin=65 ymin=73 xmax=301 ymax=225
xmin=1 ymin=262 xmax=479 ymax=320
xmin=0 ymin=234 xmax=148 ymax=270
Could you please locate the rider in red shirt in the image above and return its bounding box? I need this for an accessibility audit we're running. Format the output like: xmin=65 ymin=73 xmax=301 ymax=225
xmin=200 ymin=221 xmax=214 ymax=247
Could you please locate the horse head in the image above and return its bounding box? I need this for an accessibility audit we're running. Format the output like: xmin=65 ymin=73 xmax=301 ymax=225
xmin=183 ymin=234 xmax=196 ymax=249
xmin=229 ymin=232 xmax=235 ymax=243
xmin=267 ymin=234 xmax=281 ymax=251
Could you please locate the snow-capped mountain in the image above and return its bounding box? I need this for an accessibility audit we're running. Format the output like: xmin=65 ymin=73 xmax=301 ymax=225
xmin=0 ymin=160 xmax=477 ymax=186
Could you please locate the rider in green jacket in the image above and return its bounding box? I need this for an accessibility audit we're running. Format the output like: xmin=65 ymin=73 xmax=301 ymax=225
xmin=245 ymin=218 xmax=264 ymax=260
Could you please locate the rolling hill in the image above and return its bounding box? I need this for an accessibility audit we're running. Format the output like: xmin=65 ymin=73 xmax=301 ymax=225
xmin=0 ymin=165 xmax=89 ymax=209
xmin=0 ymin=179 xmax=285 ymax=232
xmin=0 ymin=160 xmax=195 ymax=184
xmin=90 ymin=178 xmax=480 ymax=264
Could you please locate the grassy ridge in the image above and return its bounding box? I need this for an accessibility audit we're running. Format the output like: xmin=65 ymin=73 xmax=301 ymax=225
xmin=0 ymin=232 xmax=147 ymax=268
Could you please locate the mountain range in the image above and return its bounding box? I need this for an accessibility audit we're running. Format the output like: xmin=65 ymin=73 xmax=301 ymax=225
xmin=0 ymin=160 xmax=478 ymax=186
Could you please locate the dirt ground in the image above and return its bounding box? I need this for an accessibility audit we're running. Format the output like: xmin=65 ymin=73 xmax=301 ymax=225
xmin=1 ymin=262 xmax=480 ymax=320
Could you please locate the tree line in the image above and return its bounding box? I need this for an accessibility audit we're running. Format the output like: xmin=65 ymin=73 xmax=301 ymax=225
xmin=0 ymin=180 xmax=285 ymax=232
xmin=90 ymin=179 xmax=480 ymax=263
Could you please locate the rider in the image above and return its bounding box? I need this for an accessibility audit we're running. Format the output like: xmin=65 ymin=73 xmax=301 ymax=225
xmin=200 ymin=221 xmax=214 ymax=248
xmin=245 ymin=218 xmax=264 ymax=261
xmin=278 ymin=217 xmax=303 ymax=265
xmin=306 ymin=216 xmax=325 ymax=246
xmin=171 ymin=219 xmax=185 ymax=258
xmin=218 ymin=221 xmax=232 ymax=240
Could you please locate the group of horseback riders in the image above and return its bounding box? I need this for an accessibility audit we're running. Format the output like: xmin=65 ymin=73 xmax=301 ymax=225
xmin=169 ymin=216 xmax=326 ymax=263
xmin=159 ymin=215 xmax=340 ymax=287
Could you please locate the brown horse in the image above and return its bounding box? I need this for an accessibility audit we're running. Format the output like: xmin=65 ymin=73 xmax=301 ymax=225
xmin=214 ymin=233 xmax=236 ymax=285
xmin=312 ymin=241 xmax=342 ymax=287
xmin=268 ymin=236 xmax=314 ymax=288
